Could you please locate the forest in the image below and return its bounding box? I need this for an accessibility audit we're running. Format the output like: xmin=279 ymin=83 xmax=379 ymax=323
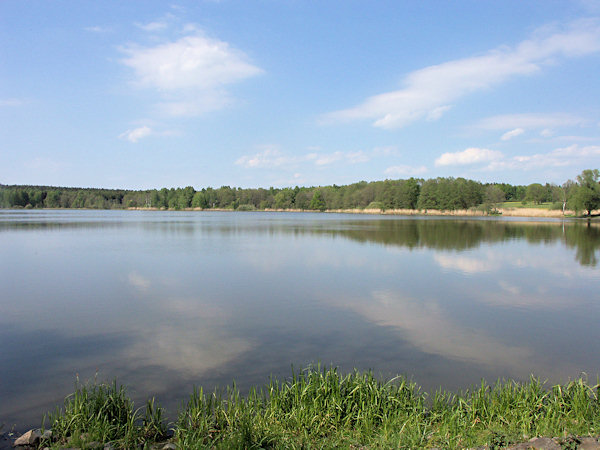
xmin=1 ymin=169 xmax=599 ymax=215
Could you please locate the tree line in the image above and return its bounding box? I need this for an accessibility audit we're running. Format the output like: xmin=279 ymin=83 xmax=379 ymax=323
xmin=1 ymin=169 xmax=599 ymax=214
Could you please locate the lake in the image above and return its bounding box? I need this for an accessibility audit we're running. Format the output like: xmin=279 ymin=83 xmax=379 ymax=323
xmin=1 ymin=209 xmax=599 ymax=430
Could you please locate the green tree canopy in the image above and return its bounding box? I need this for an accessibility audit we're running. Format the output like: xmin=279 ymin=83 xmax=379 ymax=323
xmin=571 ymin=169 xmax=600 ymax=216
xmin=525 ymin=183 xmax=546 ymax=204
xmin=309 ymin=189 xmax=326 ymax=211
xmin=484 ymin=185 xmax=505 ymax=212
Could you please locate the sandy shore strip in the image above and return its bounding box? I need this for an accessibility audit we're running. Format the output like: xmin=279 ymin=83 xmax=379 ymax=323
xmin=270 ymin=207 xmax=595 ymax=218
xmin=128 ymin=206 xmax=600 ymax=218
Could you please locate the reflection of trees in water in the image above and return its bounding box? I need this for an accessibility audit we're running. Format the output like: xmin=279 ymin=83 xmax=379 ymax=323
xmin=2 ymin=214 xmax=598 ymax=267
xmin=330 ymin=220 xmax=486 ymax=250
xmin=564 ymin=223 xmax=600 ymax=266
xmin=330 ymin=219 xmax=600 ymax=267
xmin=0 ymin=221 xmax=124 ymax=231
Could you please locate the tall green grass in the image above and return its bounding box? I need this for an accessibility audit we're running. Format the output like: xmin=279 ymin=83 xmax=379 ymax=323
xmin=43 ymin=367 xmax=600 ymax=449
xmin=44 ymin=378 xmax=166 ymax=448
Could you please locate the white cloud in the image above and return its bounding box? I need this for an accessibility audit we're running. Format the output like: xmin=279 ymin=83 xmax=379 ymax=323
xmin=120 ymin=31 xmax=263 ymax=115
xmin=435 ymin=147 xmax=503 ymax=167
xmin=486 ymin=144 xmax=600 ymax=170
xmin=119 ymin=126 xmax=152 ymax=143
xmin=323 ymin=19 xmax=600 ymax=129
xmin=121 ymin=34 xmax=262 ymax=91
xmin=426 ymin=142 xmax=600 ymax=172
xmin=477 ymin=113 xmax=586 ymax=130
xmin=384 ymin=164 xmax=428 ymax=176
xmin=501 ymin=127 xmax=525 ymax=141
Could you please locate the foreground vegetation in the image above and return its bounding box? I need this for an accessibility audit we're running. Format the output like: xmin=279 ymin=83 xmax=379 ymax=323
xmin=2 ymin=169 xmax=599 ymax=215
xmin=36 ymin=367 xmax=600 ymax=449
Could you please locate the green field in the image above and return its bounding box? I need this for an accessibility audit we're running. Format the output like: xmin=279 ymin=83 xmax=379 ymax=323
xmin=501 ymin=201 xmax=559 ymax=210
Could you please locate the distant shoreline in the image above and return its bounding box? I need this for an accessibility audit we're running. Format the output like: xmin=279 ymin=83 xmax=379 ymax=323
xmin=125 ymin=206 xmax=599 ymax=219
xmin=4 ymin=205 xmax=599 ymax=219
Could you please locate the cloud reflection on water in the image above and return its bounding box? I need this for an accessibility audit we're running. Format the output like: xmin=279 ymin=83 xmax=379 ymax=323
xmin=434 ymin=253 xmax=499 ymax=273
xmin=125 ymin=272 xmax=254 ymax=387
xmin=329 ymin=289 xmax=535 ymax=376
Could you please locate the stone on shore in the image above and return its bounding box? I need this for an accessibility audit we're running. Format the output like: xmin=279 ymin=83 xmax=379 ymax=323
xmin=580 ymin=437 xmax=600 ymax=450
xmin=13 ymin=429 xmax=52 ymax=447
xmin=14 ymin=429 xmax=41 ymax=446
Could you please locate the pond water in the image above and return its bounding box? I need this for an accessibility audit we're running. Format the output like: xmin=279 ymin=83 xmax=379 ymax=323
xmin=1 ymin=209 xmax=599 ymax=429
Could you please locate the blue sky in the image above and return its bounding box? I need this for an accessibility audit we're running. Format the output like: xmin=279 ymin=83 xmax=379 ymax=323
xmin=1 ymin=1 xmax=600 ymax=189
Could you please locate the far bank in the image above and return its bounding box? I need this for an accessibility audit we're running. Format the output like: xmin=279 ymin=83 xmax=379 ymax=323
xmin=127 ymin=205 xmax=599 ymax=219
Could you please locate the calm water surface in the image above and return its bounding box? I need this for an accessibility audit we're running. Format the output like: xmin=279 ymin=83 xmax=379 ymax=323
xmin=1 ymin=209 xmax=599 ymax=429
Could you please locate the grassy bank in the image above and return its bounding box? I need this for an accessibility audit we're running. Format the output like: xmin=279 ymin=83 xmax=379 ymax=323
xmin=38 ymin=367 xmax=600 ymax=449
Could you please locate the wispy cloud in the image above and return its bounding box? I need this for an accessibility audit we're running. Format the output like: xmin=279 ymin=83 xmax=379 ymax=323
xmin=135 ymin=21 xmax=168 ymax=32
xmin=118 ymin=124 xmax=180 ymax=142
xmin=156 ymin=92 xmax=233 ymax=116
xmin=309 ymin=152 xmax=342 ymax=166
xmin=24 ymin=157 xmax=64 ymax=172
xmin=236 ymin=146 xmax=385 ymax=169
xmin=477 ymin=114 xmax=596 ymax=143
xmin=547 ymin=135 xmax=600 ymax=142
xmin=540 ymin=128 xmax=555 ymax=137
xmin=477 ymin=113 xmax=587 ymax=131
xmin=323 ymin=19 xmax=600 ymax=129
xmin=310 ymin=150 xmax=371 ymax=166
xmin=501 ymin=128 xmax=525 ymax=141
xmin=578 ymin=0 xmax=600 ymax=13
xmin=120 ymin=30 xmax=263 ymax=116
xmin=435 ymin=147 xmax=503 ymax=167
xmin=0 ymin=98 xmax=26 ymax=107
xmin=384 ymin=165 xmax=428 ymax=176
xmin=84 ymin=25 xmax=111 ymax=33
xmin=119 ymin=126 xmax=152 ymax=143
xmin=235 ymin=146 xmax=298 ymax=169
